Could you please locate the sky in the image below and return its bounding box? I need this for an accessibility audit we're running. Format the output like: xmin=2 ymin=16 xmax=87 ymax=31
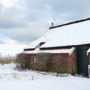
xmin=0 ymin=0 xmax=90 ymax=44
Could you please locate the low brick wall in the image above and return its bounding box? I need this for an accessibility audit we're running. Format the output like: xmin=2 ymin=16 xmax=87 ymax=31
xmin=47 ymin=51 xmax=77 ymax=74
xmin=27 ymin=51 xmax=77 ymax=74
xmin=29 ymin=54 xmax=50 ymax=71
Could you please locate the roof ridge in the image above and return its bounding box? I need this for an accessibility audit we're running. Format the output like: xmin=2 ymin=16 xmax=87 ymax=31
xmin=49 ymin=17 xmax=90 ymax=29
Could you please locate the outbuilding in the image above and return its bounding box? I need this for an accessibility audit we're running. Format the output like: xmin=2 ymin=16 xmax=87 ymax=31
xmin=23 ymin=17 xmax=90 ymax=76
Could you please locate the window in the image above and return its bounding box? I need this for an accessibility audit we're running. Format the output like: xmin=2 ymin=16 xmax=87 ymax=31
xmin=39 ymin=42 xmax=45 ymax=46
xmin=33 ymin=57 xmax=38 ymax=63
xmin=35 ymin=42 xmax=45 ymax=49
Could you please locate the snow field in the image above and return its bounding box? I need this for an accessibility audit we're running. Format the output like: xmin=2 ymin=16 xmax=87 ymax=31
xmin=0 ymin=63 xmax=90 ymax=90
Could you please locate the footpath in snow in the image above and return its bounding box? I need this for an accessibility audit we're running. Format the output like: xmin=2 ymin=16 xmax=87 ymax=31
xmin=0 ymin=63 xmax=90 ymax=90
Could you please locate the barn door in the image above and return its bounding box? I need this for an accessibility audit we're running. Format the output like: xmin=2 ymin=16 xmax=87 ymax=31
xmin=76 ymin=47 xmax=89 ymax=76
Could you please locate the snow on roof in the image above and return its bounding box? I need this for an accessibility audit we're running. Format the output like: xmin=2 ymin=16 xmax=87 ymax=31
xmin=26 ymin=19 xmax=90 ymax=49
xmin=23 ymin=47 xmax=75 ymax=55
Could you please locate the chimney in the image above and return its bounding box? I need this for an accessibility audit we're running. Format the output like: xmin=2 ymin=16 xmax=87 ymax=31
xmin=51 ymin=22 xmax=54 ymax=27
xmin=49 ymin=22 xmax=54 ymax=30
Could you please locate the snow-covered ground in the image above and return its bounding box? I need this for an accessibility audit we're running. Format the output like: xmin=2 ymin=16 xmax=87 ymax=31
xmin=0 ymin=63 xmax=90 ymax=90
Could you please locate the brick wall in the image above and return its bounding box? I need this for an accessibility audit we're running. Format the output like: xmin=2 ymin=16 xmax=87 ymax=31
xmin=28 ymin=51 xmax=77 ymax=74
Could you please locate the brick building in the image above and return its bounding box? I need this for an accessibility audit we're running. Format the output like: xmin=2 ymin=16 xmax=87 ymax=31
xmin=23 ymin=17 xmax=90 ymax=75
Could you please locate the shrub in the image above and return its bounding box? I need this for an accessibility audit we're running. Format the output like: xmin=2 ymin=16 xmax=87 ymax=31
xmin=0 ymin=56 xmax=16 ymax=64
xmin=16 ymin=53 xmax=31 ymax=69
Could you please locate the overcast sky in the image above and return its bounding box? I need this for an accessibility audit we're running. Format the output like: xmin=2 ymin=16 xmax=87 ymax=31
xmin=0 ymin=0 xmax=90 ymax=44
